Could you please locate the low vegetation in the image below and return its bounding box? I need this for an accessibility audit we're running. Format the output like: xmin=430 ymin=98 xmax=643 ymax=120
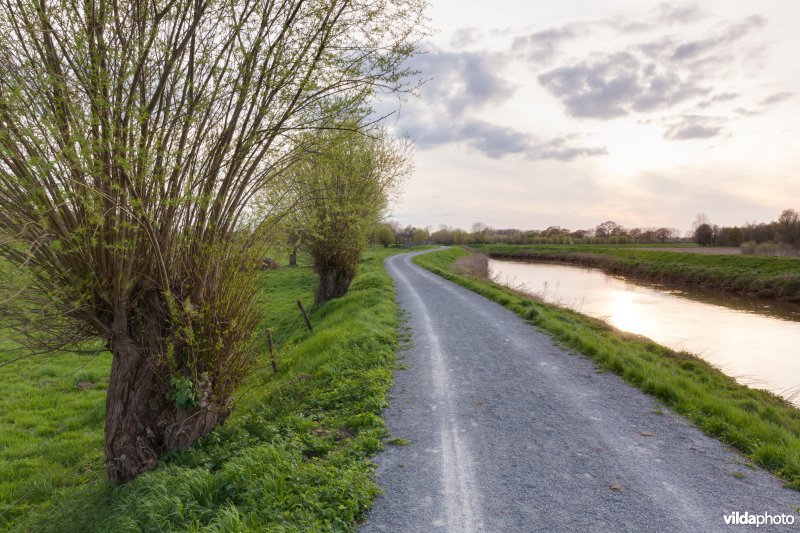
xmin=741 ymin=241 xmax=800 ymax=258
xmin=1 ymin=248 xmax=402 ymax=531
xmin=476 ymin=244 xmax=800 ymax=302
xmin=415 ymin=247 xmax=800 ymax=490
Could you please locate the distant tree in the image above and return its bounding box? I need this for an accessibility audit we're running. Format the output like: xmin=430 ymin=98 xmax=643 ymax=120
xmin=412 ymin=227 xmax=430 ymax=245
xmin=431 ymin=225 xmax=455 ymax=245
xmin=290 ymin=126 xmax=411 ymax=303
xmin=595 ymin=221 xmax=623 ymax=239
xmin=471 ymin=222 xmax=488 ymax=234
xmin=371 ymin=224 xmax=396 ymax=248
xmin=571 ymin=229 xmax=590 ymax=241
xmin=777 ymin=209 xmax=800 ymax=247
xmin=717 ymin=227 xmax=745 ymax=247
xmin=691 ymin=213 xmax=711 ymax=233
xmin=694 ymin=223 xmax=715 ymax=246
xmin=398 ymin=225 xmax=415 ymax=247
xmin=743 ymin=222 xmax=777 ymax=244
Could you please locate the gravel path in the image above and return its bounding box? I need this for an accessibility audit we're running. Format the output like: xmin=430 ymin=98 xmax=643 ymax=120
xmin=360 ymin=250 xmax=799 ymax=532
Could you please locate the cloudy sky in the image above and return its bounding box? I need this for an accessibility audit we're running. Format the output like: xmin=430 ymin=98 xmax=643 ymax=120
xmin=382 ymin=1 xmax=800 ymax=233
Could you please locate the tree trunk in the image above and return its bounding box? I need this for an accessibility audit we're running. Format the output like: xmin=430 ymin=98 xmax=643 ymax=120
xmin=288 ymin=250 xmax=297 ymax=267
xmin=104 ymin=338 xmax=161 ymax=482
xmin=104 ymin=336 xmax=229 ymax=483
xmin=315 ymin=268 xmax=353 ymax=304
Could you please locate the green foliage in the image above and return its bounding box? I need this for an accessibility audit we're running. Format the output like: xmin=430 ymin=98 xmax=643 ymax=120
xmin=2 ymin=248 xmax=406 ymax=530
xmin=415 ymin=247 xmax=800 ymax=490
xmin=369 ymin=224 xmax=396 ymax=248
xmin=169 ymin=376 xmax=199 ymax=409
xmin=694 ymin=223 xmax=715 ymax=246
xmin=286 ymin=126 xmax=411 ymax=303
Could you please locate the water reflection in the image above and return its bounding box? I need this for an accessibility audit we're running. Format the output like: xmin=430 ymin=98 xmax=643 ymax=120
xmin=489 ymin=259 xmax=800 ymax=405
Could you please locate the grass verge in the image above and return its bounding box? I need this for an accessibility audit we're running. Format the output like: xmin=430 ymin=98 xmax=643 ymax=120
xmin=415 ymin=246 xmax=800 ymax=489
xmin=477 ymin=243 xmax=800 ymax=301
xmin=1 ymin=247 xmax=404 ymax=531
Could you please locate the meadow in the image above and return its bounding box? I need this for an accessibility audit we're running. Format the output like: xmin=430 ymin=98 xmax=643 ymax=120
xmin=1 ymin=248 xmax=403 ymax=531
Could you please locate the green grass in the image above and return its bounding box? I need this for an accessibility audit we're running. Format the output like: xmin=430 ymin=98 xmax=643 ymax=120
xmin=476 ymin=243 xmax=800 ymax=301
xmin=1 ymin=247 xmax=407 ymax=531
xmin=415 ymin=247 xmax=800 ymax=490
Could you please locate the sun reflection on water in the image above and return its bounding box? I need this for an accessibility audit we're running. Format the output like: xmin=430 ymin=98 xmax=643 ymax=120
xmin=608 ymin=289 xmax=641 ymax=334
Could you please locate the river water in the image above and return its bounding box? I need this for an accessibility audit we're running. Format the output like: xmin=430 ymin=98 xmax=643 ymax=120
xmin=488 ymin=258 xmax=800 ymax=404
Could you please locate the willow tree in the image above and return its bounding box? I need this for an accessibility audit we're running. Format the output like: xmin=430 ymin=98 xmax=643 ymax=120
xmin=0 ymin=0 xmax=427 ymax=482
xmin=287 ymin=126 xmax=410 ymax=303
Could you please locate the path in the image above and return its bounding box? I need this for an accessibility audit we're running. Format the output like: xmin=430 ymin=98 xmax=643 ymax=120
xmin=360 ymin=250 xmax=799 ymax=532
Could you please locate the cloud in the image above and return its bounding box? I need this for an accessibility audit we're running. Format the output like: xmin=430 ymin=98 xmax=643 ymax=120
xmin=538 ymin=52 xmax=709 ymax=119
xmin=612 ymin=2 xmax=706 ymax=33
xmin=410 ymin=47 xmax=514 ymax=114
xmin=657 ymin=2 xmax=705 ymax=24
xmin=398 ymin=45 xmax=607 ymax=162
xmin=671 ymin=15 xmax=765 ymax=61
xmin=511 ymin=25 xmax=579 ymax=63
xmin=527 ymin=136 xmax=609 ymax=161
xmin=535 ymin=12 xmax=769 ymax=146
xmin=454 ymin=120 xmax=530 ymax=158
xmin=513 ymin=3 xmax=706 ymax=63
xmin=696 ymin=92 xmax=739 ymax=109
xmin=450 ymin=27 xmax=483 ymax=49
xmin=405 ymin=115 xmax=607 ymax=162
xmin=761 ymin=92 xmax=794 ymax=106
xmin=664 ymin=115 xmax=727 ymax=140
xmin=733 ymin=107 xmax=759 ymax=117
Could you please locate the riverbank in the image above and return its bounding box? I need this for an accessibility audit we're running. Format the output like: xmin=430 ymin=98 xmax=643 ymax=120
xmin=476 ymin=244 xmax=800 ymax=302
xmin=414 ymin=247 xmax=800 ymax=490
xmin=1 ymin=248 xmax=404 ymax=531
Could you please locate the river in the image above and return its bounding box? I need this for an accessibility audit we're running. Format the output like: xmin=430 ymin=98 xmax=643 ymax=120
xmin=488 ymin=258 xmax=800 ymax=404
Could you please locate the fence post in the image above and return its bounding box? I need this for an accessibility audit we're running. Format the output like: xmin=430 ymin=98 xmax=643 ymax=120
xmin=296 ymin=299 xmax=313 ymax=331
xmin=267 ymin=328 xmax=277 ymax=374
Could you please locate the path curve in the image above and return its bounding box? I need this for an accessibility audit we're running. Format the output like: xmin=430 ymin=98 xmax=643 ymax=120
xmin=361 ymin=250 xmax=799 ymax=532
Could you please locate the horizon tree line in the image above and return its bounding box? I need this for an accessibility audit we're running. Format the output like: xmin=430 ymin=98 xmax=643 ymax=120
xmin=373 ymin=208 xmax=800 ymax=249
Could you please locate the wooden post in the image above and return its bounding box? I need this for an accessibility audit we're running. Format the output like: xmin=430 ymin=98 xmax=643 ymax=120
xmin=267 ymin=329 xmax=277 ymax=374
xmin=296 ymin=299 xmax=313 ymax=331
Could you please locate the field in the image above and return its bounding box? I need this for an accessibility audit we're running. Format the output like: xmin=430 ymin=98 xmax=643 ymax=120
xmin=0 ymin=248 xmax=403 ymax=531
xmin=637 ymin=246 xmax=742 ymax=255
xmin=476 ymin=243 xmax=800 ymax=301
xmin=415 ymin=247 xmax=800 ymax=490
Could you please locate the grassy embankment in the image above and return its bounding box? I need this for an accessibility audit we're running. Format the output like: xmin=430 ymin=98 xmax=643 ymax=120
xmin=415 ymin=247 xmax=800 ymax=489
xmin=477 ymin=243 xmax=800 ymax=301
xmin=1 ymin=247 xmax=404 ymax=531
